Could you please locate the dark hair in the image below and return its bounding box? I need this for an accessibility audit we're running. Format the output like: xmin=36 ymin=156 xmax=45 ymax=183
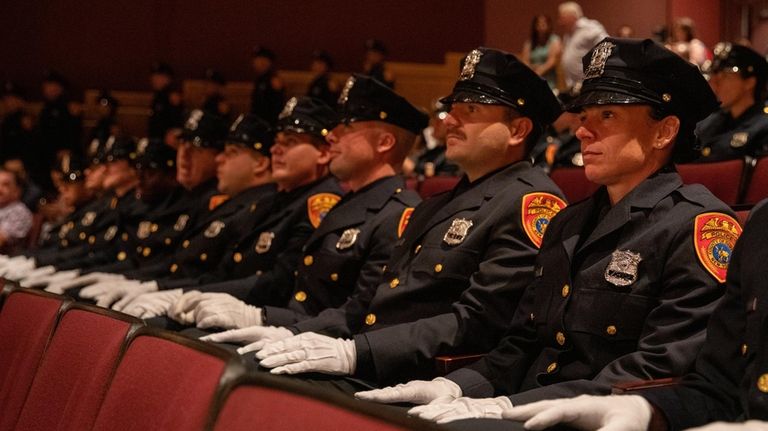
xmin=530 ymin=15 xmax=553 ymax=48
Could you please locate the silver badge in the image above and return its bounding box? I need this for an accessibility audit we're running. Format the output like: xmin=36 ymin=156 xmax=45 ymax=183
xmin=229 ymin=114 xmax=244 ymax=132
xmin=88 ymin=139 xmax=100 ymax=158
xmin=81 ymin=211 xmax=97 ymax=226
xmin=336 ymin=228 xmax=360 ymax=250
xmin=104 ymin=225 xmax=118 ymax=241
xmin=460 ymin=49 xmax=483 ymax=81
xmin=137 ymin=221 xmax=152 ymax=239
xmin=443 ymin=218 xmax=474 ymax=245
xmin=338 ymin=76 xmax=356 ymax=105
xmin=255 ymin=231 xmax=275 ymax=254
xmin=713 ymin=42 xmax=732 ymax=60
xmin=279 ymin=97 xmax=298 ymax=120
xmin=137 ymin=138 xmax=149 ymax=155
xmin=571 ymin=152 xmax=584 ymax=167
xmin=604 ymin=250 xmax=642 ymax=287
xmin=204 ymin=220 xmax=225 ymax=238
xmin=174 ymin=214 xmax=189 ymax=231
xmin=104 ymin=136 xmax=115 ymax=153
xmin=730 ymin=132 xmax=748 ymax=148
xmin=58 ymin=223 xmax=72 ymax=238
xmin=584 ymin=41 xmax=616 ymax=80
xmin=185 ymin=109 xmax=204 ymax=131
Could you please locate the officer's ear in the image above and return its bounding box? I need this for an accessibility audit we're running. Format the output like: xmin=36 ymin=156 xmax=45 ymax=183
xmin=252 ymin=153 xmax=270 ymax=176
xmin=315 ymin=142 xmax=332 ymax=166
xmin=744 ymin=75 xmax=757 ymax=94
xmin=507 ymin=116 xmax=533 ymax=149
xmin=653 ymin=115 xmax=680 ymax=150
xmin=375 ymin=128 xmax=397 ymax=155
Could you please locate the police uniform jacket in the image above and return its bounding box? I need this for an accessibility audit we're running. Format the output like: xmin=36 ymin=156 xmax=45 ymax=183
xmin=264 ymin=175 xmax=420 ymax=326
xmin=641 ymin=199 xmax=768 ymax=429
xmin=33 ymin=199 xmax=96 ymax=251
xmin=293 ymin=162 xmax=566 ymax=386
xmin=695 ymin=104 xmax=768 ymax=162
xmin=148 ymin=86 xmax=184 ymax=140
xmin=447 ymin=168 xmax=738 ymax=405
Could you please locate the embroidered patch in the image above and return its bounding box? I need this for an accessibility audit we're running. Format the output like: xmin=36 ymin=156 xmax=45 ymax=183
xmin=443 ymin=218 xmax=473 ymax=246
xmin=208 ymin=194 xmax=229 ymax=211
xmin=336 ymin=228 xmax=360 ymax=250
xmin=694 ymin=213 xmax=742 ymax=283
xmin=398 ymin=207 xmax=414 ymax=238
xmin=521 ymin=193 xmax=567 ymax=248
xmin=307 ymin=193 xmax=341 ymax=228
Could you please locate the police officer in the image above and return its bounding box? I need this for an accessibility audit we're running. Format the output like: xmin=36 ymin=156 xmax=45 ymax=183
xmin=306 ymin=50 xmax=340 ymax=107
xmin=359 ymin=38 xmax=743 ymax=426
xmin=0 ymin=82 xmax=34 ymax=164
xmin=88 ymin=90 xmax=120 ymax=146
xmin=694 ymin=42 xmax=768 ymax=162
xmin=202 ymin=68 xmax=230 ymax=120
xmin=38 ymin=70 xmax=82 ymax=192
xmin=408 ymin=99 xmax=460 ymax=178
xmin=217 ymin=48 xmax=567 ymax=390
xmin=363 ymin=39 xmax=395 ymax=88
xmin=250 ymin=46 xmax=285 ymax=125
xmin=147 ymin=62 xmax=184 ymax=141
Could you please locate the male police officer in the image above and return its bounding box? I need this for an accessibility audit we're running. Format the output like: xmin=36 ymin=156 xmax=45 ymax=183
xmin=208 ymin=49 xmax=567 ymax=392
xmin=359 ymin=38 xmax=742 ymax=426
xmin=695 ymin=42 xmax=768 ymax=162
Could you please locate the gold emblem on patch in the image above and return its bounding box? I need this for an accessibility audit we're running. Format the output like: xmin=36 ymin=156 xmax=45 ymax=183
xmin=255 ymin=232 xmax=275 ymax=254
xmin=204 ymin=220 xmax=225 ymax=238
xmin=460 ymin=49 xmax=483 ymax=81
xmin=694 ymin=213 xmax=742 ymax=283
xmin=307 ymin=193 xmax=341 ymax=228
xmin=584 ymin=41 xmax=616 ymax=79
xmin=338 ymin=76 xmax=356 ymax=105
xmin=336 ymin=228 xmax=360 ymax=250
xmin=174 ymin=214 xmax=189 ymax=231
xmin=81 ymin=211 xmax=97 ymax=226
xmin=137 ymin=221 xmax=152 ymax=239
xmin=443 ymin=218 xmax=474 ymax=245
xmin=730 ymin=132 xmax=748 ymax=148
xmin=604 ymin=250 xmax=642 ymax=287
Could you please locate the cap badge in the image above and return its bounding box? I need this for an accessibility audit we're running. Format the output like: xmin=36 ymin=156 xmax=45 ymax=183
xmin=229 ymin=114 xmax=244 ymax=132
xmin=137 ymin=138 xmax=149 ymax=155
xmin=204 ymin=220 xmax=225 ymax=238
xmin=185 ymin=109 xmax=204 ymax=131
xmin=174 ymin=214 xmax=189 ymax=231
xmin=88 ymin=139 xmax=100 ymax=157
xmin=104 ymin=135 xmax=115 ymax=153
xmin=604 ymin=249 xmax=642 ymax=287
xmin=279 ymin=97 xmax=298 ymax=120
xmin=584 ymin=41 xmax=616 ymax=80
xmin=338 ymin=76 xmax=356 ymax=105
xmin=730 ymin=132 xmax=749 ymax=148
xmin=336 ymin=228 xmax=360 ymax=250
xmin=61 ymin=154 xmax=71 ymax=174
xmin=713 ymin=42 xmax=732 ymax=60
xmin=443 ymin=218 xmax=474 ymax=245
xmin=255 ymin=231 xmax=275 ymax=254
xmin=460 ymin=49 xmax=483 ymax=81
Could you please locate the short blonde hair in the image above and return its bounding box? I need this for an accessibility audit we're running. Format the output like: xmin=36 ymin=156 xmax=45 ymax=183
xmin=558 ymin=2 xmax=583 ymax=19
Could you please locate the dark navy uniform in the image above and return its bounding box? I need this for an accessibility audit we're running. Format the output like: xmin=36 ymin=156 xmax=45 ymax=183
xmin=250 ymin=47 xmax=285 ymax=125
xmin=148 ymin=85 xmax=184 ymax=140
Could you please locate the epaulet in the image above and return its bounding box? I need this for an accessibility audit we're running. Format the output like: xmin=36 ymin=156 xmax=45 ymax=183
xmin=694 ymin=212 xmax=742 ymax=283
xmin=307 ymin=193 xmax=341 ymax=228
xmin=398 ymin=208 xmax=415 ymax=238
xmin=520 ymin=192 xmax=567 ymax=248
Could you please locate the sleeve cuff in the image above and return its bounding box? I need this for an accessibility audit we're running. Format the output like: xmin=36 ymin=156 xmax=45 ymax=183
xmin=446 ymin=367 xmax=495 ymax=398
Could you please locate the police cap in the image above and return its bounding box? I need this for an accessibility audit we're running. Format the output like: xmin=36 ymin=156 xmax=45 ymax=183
xmin=312 ymin=50 xmax=334 ymax=69
xmin=104 ymin=135 xmax=138 ymax=163
xmin=709 ymin=42 xmax=768 ymax=80
xmin=337 ymin=74 xmax=427 ymax=135
xmin=59 ymin=153 xmax=87 ymax=183
xmin=277 ymin=96 xmax=340 ymax=140
xmin=227 ymin=114 xmax=274 ymax=155
xmin=440 ymin=47 xmax=562 ymax=125
xmin=365 ymin=39 xmax=388 ymax=56
xmin=180 ymin=109 xmax=228 ymax=150
xmin=135 ymin=137 xmax=177 ymax=171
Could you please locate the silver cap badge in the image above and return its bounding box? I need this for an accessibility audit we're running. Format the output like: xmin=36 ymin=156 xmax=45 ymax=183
xmin=338 ymin=76 xmax=356 ymax=105
xmin=279 ymin=97 xmax=298 ymax=120
xmin=255 ymin=231 xmax=275 ymax=254
xmin=584 ymin=41 xmax=616 ymax=80
xmin=460 ymin=49 xmax=483 ymax=81
xmin=204 ymin=220 xmax=225 ymax=238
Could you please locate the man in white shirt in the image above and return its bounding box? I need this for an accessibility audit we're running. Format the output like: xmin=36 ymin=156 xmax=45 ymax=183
xmin=558 ymin=1 xmax=608 ymax=89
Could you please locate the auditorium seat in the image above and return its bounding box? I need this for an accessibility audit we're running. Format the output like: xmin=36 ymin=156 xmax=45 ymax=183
xmin=405 ymin=177 xmax=419 ymax=192
xmin=0 ymin=287 xmax=69 ymax=431
xmin=418 ymin=176 xmax=460 ymax=198
xmin=549 ymin=167 xmax=600 ymax=203
xmin=91 ymin=328 xmax=242 ymax=431
xmin=676 ymin=159 xmax=745 ymax=206
xmin=743 ymin=156 xmax=768 ymax=205
xmin=14 ymin=304 xmax=142 ymax=431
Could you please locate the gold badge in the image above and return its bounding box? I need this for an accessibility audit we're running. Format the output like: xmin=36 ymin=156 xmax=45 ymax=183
xmin=336 ymin=228 xmax=360 ymax=250
xmin=185 ymin=109 xmax=204 ymax=131
xmin=204 ymin=220 xmax=225 ymax=238
xmin=174 ymin=214 xmax=189 ymax=231
xmin=730 ymin=132 xmax=748 ymax=148
xmin=584 ymin=41 xmax=616 ymax=79
xmin=443 ymin=218 xmax=474 ymax=245
xmin=137 ymin=221 xmax=152 ymax=239
xmin=279 ymin=97 xmax=298 ymax=120
xmin=604 ymin=250 xmax=642 ymax=287
xmin=81 ymin=211 xmax=97 ymax=226
xmin=307 ymin=193 xmax=341 ymax=228
xmin=104 ymin=225 xmax=118 ymax=241
xmin=255 ymin=232 xmax=275 ymax=254
xmin=460 ymin=49 xmax=483 ymax=81
xmin=338 ymin=76 xmax=356 ymax=105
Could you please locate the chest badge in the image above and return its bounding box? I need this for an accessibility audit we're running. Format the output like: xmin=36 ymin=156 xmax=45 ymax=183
xmin=204 ymin=220 xmax=225 ymax=238
xmin=81 ymin=211 xmax=97 ymax=226
xmin=255 ymin=232 xmax=275 ymax=254
xmin=137 ymin=221 xmax=152 ymax=239
xmin=174 ymin=214 xmax=189 ymax=231
xmin=103 ymin=225 xmax=118 ymax=241
xmin=443 ymin=218 xmax=473 ymax=246
xmin=604 ymin=250 xmax=642 ymax=287
xmin=336 ymin=228 xmax=360 ymax=250
xmin=730 ymin=132 xmax=748 ymax=148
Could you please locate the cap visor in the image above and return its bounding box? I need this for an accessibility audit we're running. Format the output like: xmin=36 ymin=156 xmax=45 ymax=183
xmin=566 ymin=90 xmax=650 ymax=112
xmin=440 ymin=90 xmax=506 ymax=106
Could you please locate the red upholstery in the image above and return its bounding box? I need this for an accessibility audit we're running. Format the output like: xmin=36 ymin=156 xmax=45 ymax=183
xmin=418 ymin=176 xmax=460 ymax=198
xmin=676 ymin=160 xmax=744 ymax=206
xmin=14 ymin=307 xmax=138 ymax=431
xmin=91 ymin=333 xmax=229 ymax=431
xmin=405 ymin=177 xmax=419 ymax=192
xmin=549 ymin=167 xmax=599 ymax=203
xmin=736 ymin=210 xmax=750 ymax=226
xmin=744 ymin=156 xmax=768 ymax=205
xmin=0 ymin=289 xmax=65 ymax=431
xmin=213 ymin=385 xmax=410 ymax=431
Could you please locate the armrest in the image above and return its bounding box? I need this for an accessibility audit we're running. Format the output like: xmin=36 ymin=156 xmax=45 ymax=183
xmin=434 ymin=354 xmax=484 ymax=376
xmin=611 ymin=377 xmax=680 ymax=394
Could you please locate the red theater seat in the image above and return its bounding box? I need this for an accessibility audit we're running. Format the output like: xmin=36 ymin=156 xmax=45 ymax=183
xmin=14 ymin=304 xmax=142 ymax=431
xmin=419 ymin=176 xmax=460 ymax=198
xmin=676 ymin=159 xmax=744 ymax=206
xmin=0 ymin=287 xmax=69 ymax=431
xmin=550 ymin=167 xmax=600 ymax=203
xmin=91 ymin=329 xmax=241 ymax=431
xmin=744 ymin=156 xmax=768 ymax=205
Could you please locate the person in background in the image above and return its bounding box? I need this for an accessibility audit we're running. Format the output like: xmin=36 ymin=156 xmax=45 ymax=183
xmin=250 ymin=46 xmax=285 ymax=125
xmin=617 ymin=24 xmax=634 ymax=38
xmin=363 ymin=39 xmax=395 ymax=88
xmin=669 ymin=17 xmax=710 ymax=68
xmin=307 ymin=50 xmax=340 ymax=107
xmin=404 ymin=99 xmax=460 ymax=178
xmin=202 ymin=68 xmax=230 ymax=120
xmin=521 ymin=14 xmax=562 ymax=90
xmin=558 ymin=1 xmax=607 ymax=90
xmin=38 ymin=70 xmax=82 ymax=192
xmin=147 ymin=62 xmax=184 ymax=142
xmin=0 ymin=169 xmax=33 ymax=253
xmin=89 ymin=90 xmax=120 ymax=146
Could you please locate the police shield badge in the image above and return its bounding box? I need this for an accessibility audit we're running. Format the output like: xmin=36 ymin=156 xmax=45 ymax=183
xmin=460 ymin=49 xmax=483 ymax=81
xmin=255 ymin=232 xmax=275 ymax=254
xmin=605 ymin=250 xmax=642 ymax=287
xmin=204 ymin=220 xmax=225 ymax=238
xmin=584 ymin=41 xmax=616 ymax=79
xmin=81 ymin=211 xmax=97 ymax=226
xmin=336 ymin=228 xmax=360 ymax=250
xmin=137 ymin=221 xmax=152 ymax=239
xmin=694 ymin=213 xmax=742 ymax=283
xmin=730 ymin=132 xmax=748 ymax=148
xmin=443 ymin=218 xmax=474 ymax=245
xmin=174 ymin=214 xmax=189 ymax=232
xmin=103 ymin=225 xmax=118 ymax=241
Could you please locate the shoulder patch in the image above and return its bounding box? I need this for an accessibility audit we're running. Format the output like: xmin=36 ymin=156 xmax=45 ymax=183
xmin=209 ymin=194 xmax=229 ymax=211
xmin=307 ymin=193 xmax=341 ymax=228
xmin=521 ymin=192 xmax=567 ymax=248
xmin=398 ymin=207 xmax=415 ymax=238
xmin=694 ymin=212 xmax=742 ymax=283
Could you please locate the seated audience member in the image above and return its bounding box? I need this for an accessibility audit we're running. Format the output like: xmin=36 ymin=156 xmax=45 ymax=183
xmin=0 ymin=168 xmax=33 ymax=253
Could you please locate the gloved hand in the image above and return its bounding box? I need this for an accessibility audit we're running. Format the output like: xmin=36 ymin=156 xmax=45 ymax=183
xmin=79 ymin=279 xmax=149 ymax=308
xmin=0 ymin=255 xmax=32 ymax=276
xmin=19 ymin=265 xmax=57 ymax=280
xmin=114 ymin=288 xmax=183 ymax=319
xmin=199 ymin=325 xmax=294 ymax=353
xmin=109 ymin=281 xmax=159 ymax=311
xmin=256 ymin=332 xmax=356 ymax=376
xmin=168 ymin=290 xmax=204 ymax=325
xmin=45 ymin=272 xmax=125 ymax=294
xmin=355 ymin=377 xmax=462 ymax=405
xmin=409 ymin=396 xmax=514 ymax=424
xmin=3 ymin=259 xmax=38 ymax=281
xmin=192 ymin=293 xmax=263 ymax=329
xmin=21 ymin=269 xmax=80 ymax=288
xmin=685 ymin=421 xmax=768 ymax=431
xmin=502 ymin=394 xmax=652 ymax=431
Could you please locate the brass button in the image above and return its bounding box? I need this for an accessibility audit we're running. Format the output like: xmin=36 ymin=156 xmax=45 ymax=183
xmin=182 ymin=240 xmax=190 ymax=248
xmin=546 ymin=362 xmax=557 ymax=373
xmin=434 ymin=264 xmax=443 ymax=273
xmin=395 ymin=188 xmax=402 ymax=193
xmin=164 ymin=238 xmax=171 ymax=245
xmin=742 ymin=344 xmax=749 ymax=356
xmin=389 ymin=278 xmax=400 ymax=288
xmin=150 ymin=223 xmax=158 ymax=232
xmin=555 ymin=331 xmax=565 ymax=346
xmin=117 ymin=251 xmax=127 ymax=261
xmin=79 ymin=232 xmax=86 ymax=240
xmin=365 ymin=313 xmax=377 ymax=326
xmin=200 ymin=253 xmax=207 ymax=261
xmin=88 ymin=235 xmax=96 ymax=244
xmin=606 ymin=325 xmax=617 ymax=336
xmin=304 ymin=255 xmax=314 ymax=266
xmin=561 ymin=284 xmax=570 ymax=297
xmin=233 ymin=252 xmax=243 ymax=263
xmin=701 ymin=147 xmax=711 ymax=157
xmin=414 ymin=244 xmax=422 ymax=254
xmin=294 ymin=291 xmax=307 ymax=302
xmin=170 ymin=263 xmax=178 ymax=273
xmin=121 ymin=233 xmax=129 ymax=241
xmin=330 ymin=273 xmax=339 ymax=281
xmin=143 ymin=247 xmax=151 ymax=257
xmin=758 ymin=374 xmax=768 ymax=393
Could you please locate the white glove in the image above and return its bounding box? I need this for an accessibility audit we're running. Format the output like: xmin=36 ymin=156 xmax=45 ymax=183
xmin=3 ymin=259 xmax=38 ymax=280
xmin=685 ymin=421 xmax=768 ymax=431
xmin=355 ymin=377 xmax=462 ymax=405
xmin=502 ymin=394 xmax=652 ymax=431
xmin=409 ymin=396 xmax=514 ymax=424
xmin=168 ymin=290 xmax=204 ymax=325
xmin=80 ymin=279 xmax=147 ymax=308
xmin=199 ymin=325 xmax=294 ymax=353
xmin=19 ymin=265 xmax=56 ymax=280
xmin=45 ymin=272 xmax=125 ymax=294
xmin=192 ymin=293 xmax=263 ymax=329
xmin=115 ymin=288 xmax=183 ymax=318
xmin=109 ymin=281 xmax=159 ymax=311
xmin=0 ymin=255 xmax=32 ymax=275
xmin=21 ymin=269 xmax=80 ymax=288
xmin=256 ymin=332 xmax=356 ymax=375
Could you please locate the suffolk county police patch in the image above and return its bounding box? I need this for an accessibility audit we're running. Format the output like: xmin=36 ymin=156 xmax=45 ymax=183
xmin=694 ymin=213 xmax=742 ymax=283
xmin=307 ymin=193 xmax=341 ymax=228
xmin=398 ymin=208 xmax=414 ymax=238
xmin=521 ymin=193 xmax=566 ymax=248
